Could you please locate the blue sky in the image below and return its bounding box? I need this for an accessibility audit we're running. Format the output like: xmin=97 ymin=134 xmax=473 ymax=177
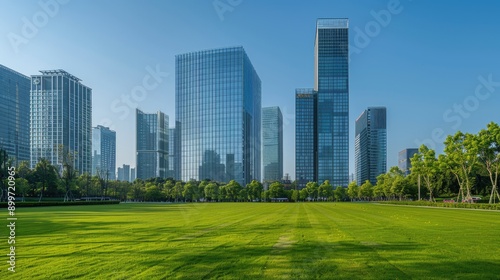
xmin=1 ymin=0 xmax=500 ymax=180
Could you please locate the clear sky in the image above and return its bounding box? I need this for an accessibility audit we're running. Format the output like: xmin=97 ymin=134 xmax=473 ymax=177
xmin=1 ymin=0 xmax=500 ymax=180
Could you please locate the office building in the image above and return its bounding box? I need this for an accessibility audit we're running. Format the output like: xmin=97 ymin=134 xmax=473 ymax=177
xmin=30 ymin=70 xmax=92 ymax=174
xmin=262 ymin=106 xmax=283 ymax=182
xmin=399 ymin=148 xmax=418 ymax=176
xmin=167 ymin=128 xmax=180 ymax=180
xmin=130 ymin=167 xmax=136 ymax=182
xmin=176 ymin=46 xmax=261 ymax=185
xmin=295 ymin=18 xmax=349 ymax=188
xmin=117 ymin=164 xmax=130 ymax=182
xmin=92 ymin=125 xmax=116 ymax=180
xmin=136 ymin=109 xmax=168 ymax=179
xmin=295 ymin=89 xmax=317 ymax=188
xmin=355 ymin=107 xmax=387 ymax=184
xmin=0 ymin=64 xmax=30 ymax=165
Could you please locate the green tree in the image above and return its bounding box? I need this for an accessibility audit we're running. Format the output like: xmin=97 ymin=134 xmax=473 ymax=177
xmin=291 ymin=189 xmax=299 ymax=202
xmin=411 ymin=145 xmax=440 ymax=202
xmin=299 ymin=188 xmax=308 ymax=201
xmin=163 ymin=180 xmax=175 ymax=201
xmin=358 ymin=180 xmax=373 ymax=200
xmin=183 ymin=181 xmax=198 ymax=202
xmin=32 ymin=158 xmax=60 ymax=201
xmin=305 ymin=181 xmax=319 ymax=201
xmin=246 ymin=180 xmax=263 ymax=201
xmin=173 ymin=181 xmax=184 ymax=202
xmin=15 ymin=178 xmax=30 ymax=201
xmin=443 ymin=132 xmax=479 ymax=202
xmin=347 ymin=181 xmax=359 ymax=201
xmin=204 ymin=182 xmax=219 ymax=202
xmin=128 ymin=180 xmax=145 ymax=201
xmin=225 ymin=180 xmax=242 ymax=202
xmin=477 ymin=122 xmax=500 ymax=204
xmin=198 ymin=180 xmax=209 ymax=201
xmin=269 ymin=182 xmax=285 ymax=199
xmin=145 ymin=182 xmax=164 ymax=201
xmin=333 ymin=186 xmax=348 ymax=201
xmin=318 ymin=180 xmax=333 ymax=201
xmin=58 ymin=145 xmax=78 ymax=201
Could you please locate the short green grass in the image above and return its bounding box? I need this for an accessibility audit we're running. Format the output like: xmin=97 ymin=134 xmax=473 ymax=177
xmin=3 ymin=203 xmax=500 ymax=279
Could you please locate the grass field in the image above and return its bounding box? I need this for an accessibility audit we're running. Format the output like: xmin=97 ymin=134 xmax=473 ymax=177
xmin=4 ymin=203 xmax=500 ymax=279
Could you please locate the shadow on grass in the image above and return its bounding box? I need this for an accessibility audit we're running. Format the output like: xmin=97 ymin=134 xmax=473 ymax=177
xmin=129 ymin=241 xmax=401 ymax=278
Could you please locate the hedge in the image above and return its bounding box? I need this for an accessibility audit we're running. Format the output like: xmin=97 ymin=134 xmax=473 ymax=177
xmin=378 ymin=200 xmax=500 ymax=210
xmin=0 ymin=200 xmax=120 ymax=208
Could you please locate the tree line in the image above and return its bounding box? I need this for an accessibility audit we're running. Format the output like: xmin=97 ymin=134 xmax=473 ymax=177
xmin=348 ymin=122 xmax=500 ymax=204
xmin=1 ymin=122 xmax=499 ymax=204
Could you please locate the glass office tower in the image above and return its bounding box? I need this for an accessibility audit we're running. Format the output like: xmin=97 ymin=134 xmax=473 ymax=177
xmin=355 ymin=107 xmax=387 ymax=185
xmin=315 ymin=18 xmax=349 ymax=187
xmin=176 ymin=46 xmax=261 ymax=186
xmin=295 ymin=19 xmax=349 ymax=188
xmin=136 ymin=109 xmax=168 ymax=179
xmin=0 ymin=64 xmax=30 ymax=165
xmin=30 ymin=70 xmax=92 ymax=174
xmin=295 ymin=89 xmax=317 ymax=189
xmin=92 ymin=125 xmax=116 ymax=180
xmin=262 ymin=106 xmax=283 ymax=183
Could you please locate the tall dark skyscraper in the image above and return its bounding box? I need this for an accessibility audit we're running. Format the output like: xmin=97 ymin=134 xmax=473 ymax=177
xmin=136 ymin=109 xmax=168 ymax=179
xmin=30 ymin=70 xmax=92 ymax=174
xmin=92 ymin=125 xmax=116 ymax=180
xmin=355 ymin=107 xmax=387 ymax=185
xmin=176 ymin=46 xmax=261 ymax=186
xmin=295 ymin=18 xmax=349 ymax=188
xmin=262 ymin=106 xmax=283 ymax=183
xmin=0 ymin=64 xmax=30 ymax=165
xmin=295 ymin=89 xmax=317 ymax=189
xmin=399 ymin=148 xmax=418 ymax=176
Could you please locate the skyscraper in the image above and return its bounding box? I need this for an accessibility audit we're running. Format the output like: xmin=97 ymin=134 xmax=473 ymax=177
xmin=130 ymin=167 xmax=136 ymax=182
xmin=295 ymin=89 xmax=317 ymax=189
xmin=117 ymin=164 xmax=130 ymax=182
xmin=176 ymin=46 xmax=261 ymax=186
xmin=355 ymin=107 xmax=387 ymax=185
xmin=262 ymin=106 xmax=283 ymax=183
xmin=0 ymin=64 xmax=30 ymax=165
xmin=30 ymin=70 xmax=92 ymax=174
xmin=136 ymin=109 xmax=168 ymax=179
xmin=295 ymin=18 xmax=349 ymax=188
xmin=167 ymin=128 xmax=180 ymax=180
xmin=92 ymin=125 xmax=116 ymax=180
xmin=399 ymin=148 xmax=418 ymax=176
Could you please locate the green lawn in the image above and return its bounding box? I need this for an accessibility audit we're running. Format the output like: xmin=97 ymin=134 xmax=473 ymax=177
xmin=4 ymin=203 xmax=500 ymax=279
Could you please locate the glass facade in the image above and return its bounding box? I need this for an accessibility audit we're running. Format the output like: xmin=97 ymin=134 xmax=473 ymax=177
xmin=167 ymin=127 xmax=180 ymax=180
xmin=315 ymin=18 xmax=349 ymax=187
xmin=30 ymin=70 xmax=92 ymax=174
xmin=355 ymin=107 xmax=387 ymax=184
xmin=295 ymin=19 xmax=349 ymax=188
xmin=262 ymin=106 xmax=283 ymax=183
xmin=117 ymin=164 xmax=130 ymax=182
xmin=92 ymin=125 xmax=116 ymax=180
xmin=295 ymin=89 xmax=317 ymax=189
xmin=136 ymin=109 xmax=169 ymax=180
xmin=0 ymin=64 xmax=30 ymax=165
xmin=398 ymin=148 xmax=418 ymax=176
xmin=176 ymin=46 xmax=261 ymax=186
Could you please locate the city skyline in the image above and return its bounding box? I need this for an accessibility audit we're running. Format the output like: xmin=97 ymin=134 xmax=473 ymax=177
xmin=1 ymin=1 xmax=500 ymax=179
